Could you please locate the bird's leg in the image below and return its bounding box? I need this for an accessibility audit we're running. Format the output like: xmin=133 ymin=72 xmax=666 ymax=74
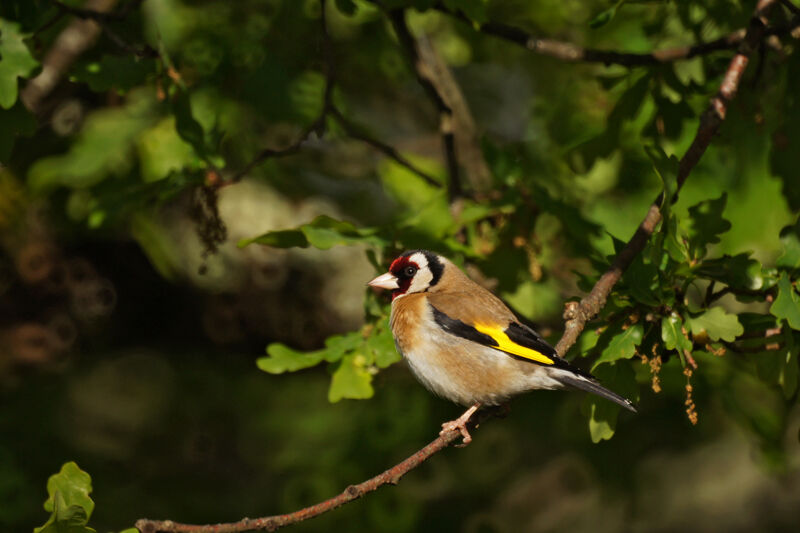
xmin=440 ymin=403 xmax=480 ymax=446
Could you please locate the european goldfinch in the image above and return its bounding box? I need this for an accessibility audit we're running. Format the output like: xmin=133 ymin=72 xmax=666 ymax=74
xmin=368 ymin=250 xmax=636 ymax=444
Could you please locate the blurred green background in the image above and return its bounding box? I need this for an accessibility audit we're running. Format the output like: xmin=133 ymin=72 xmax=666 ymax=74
xmin=1 ymin=1 xmax=799 ymax=532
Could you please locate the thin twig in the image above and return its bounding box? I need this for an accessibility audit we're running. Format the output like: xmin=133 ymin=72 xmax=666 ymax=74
xmin=136 ymin=2 xmax=778 ymax=532
xmin=416 ymin=34 xmax=492 ymax=193
xmin=329 ymin=108 xmax=442 ymax=188
xmin=386 ymin=9 xmax=462 ymax=202
xmin=225 ymin=1 xmax=444 ymax=190
xmin=439 ymin=3 xmax=799 ymax=66
xmin=49 ymin=0 xmax=157 ymax=58
xmin=135 ymin=411 xmax=493 ymax=533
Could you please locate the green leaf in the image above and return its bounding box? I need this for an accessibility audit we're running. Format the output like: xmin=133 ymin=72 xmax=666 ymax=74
xmin=322 ymin=331 xmax=363 ymax=362
xmin=257 ymin=344 xmax=326 ymax=374
xmin=28 ymin=90 xmax=156 ymax=192
xmin=35 ymin=462 xmax=96 ymax=533
xmin=594 ymin=323 xmax=643 ymax=367
xmin=662 ymin=213 xmax=688 ymax=262
xmin=43 ymin=462 xmax=94 ymax=518
xmin=622 ymin=252 xmax=661 ymax=306
xmin=238 ymin=215 xmax=386 ymax=249
xmin=661 ymin=313 xmax=692 ymax=358
xmin=35 ymin=495 xmax=96 ymax=533
xmin=328 ymin=353 xmax=374 ymax=402
xmin=686 ymin=194 xmax=731 ymax=259
xmin=770 ymin=272 xmax=800 ymax=330
xmin=136 ymin=117 xmax=199 ymax=183
xmin=584 ymin=361 xmax=637 ymax=442
xmin=366 ymin=323 xmax=401 ymax=368
xmin=776 ymin=220 xmax=800 ymax=269
xmin=686 ymin=307 xmax=744 ymax=342
xmin=695 ymin=253 xmax=764 ymax=291
xmin=645 ymin=144 xmax=679 ymax=220
xmin=588 ymin=398 xmax=617 ymax=443
xmin=589 ymin=0 xmax=629 ymax=29
xmin=0 ymin=18 xmax=39 ymax=109
xmin=172 ymin=90 xmax=207 ymax=158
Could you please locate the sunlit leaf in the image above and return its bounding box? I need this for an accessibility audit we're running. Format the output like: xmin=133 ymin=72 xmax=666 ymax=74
xmin=366 ymin=322 xmax=401 ymax=368
xmin=0 ymin=18 xmax=39 ymax=109
xmin=776 ymin=220 xmax=800 ymax=270
xmin=584 ymin=361 xmax=637 ymax=442
xmin=28 ymin=90 xmax=156 ymax=192
xmin=258 ymin=344 xmax=326 ymax=374
xmin=35 ymin=462 xmax=96 ymax=533
xmin=594 ymin=323 xmax=643 ymax=367
xmin=770 ymin=272 xmax=800 ymax=330
xmin=329 ymin=353 xmax=374 ymax=402
xmin=239 ymin=215 xmax=387 ymax=249
xmin=686 ymin=307 xmax=743 ymax=342
xmin=661 ymin=313 xmax=692 ymax=358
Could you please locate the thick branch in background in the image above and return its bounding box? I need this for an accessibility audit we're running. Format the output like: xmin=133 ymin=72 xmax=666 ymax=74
xmin=21 ymin=0 xmax=120 ymax=112
xmin=439 ymin=3 xmax=800 ymax=66
xmin=134 ymin=1 xmax=782 ymax=531
xmin=415 ymin=35 xmax=492 ymax=193
xmin=387 ymin=9 xmax=463 ymax=201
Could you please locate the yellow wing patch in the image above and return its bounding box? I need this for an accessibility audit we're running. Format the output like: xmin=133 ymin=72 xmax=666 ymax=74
xmin=473 ymin=324 xmax=555 ymax=365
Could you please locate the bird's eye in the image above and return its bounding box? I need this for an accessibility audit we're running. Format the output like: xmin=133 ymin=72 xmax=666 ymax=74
xmin=404 ymin=266 xmax=417 ymax=277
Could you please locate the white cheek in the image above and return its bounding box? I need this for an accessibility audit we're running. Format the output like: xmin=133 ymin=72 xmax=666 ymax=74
xmin=408 ymin=269 xmax=433 ymax=293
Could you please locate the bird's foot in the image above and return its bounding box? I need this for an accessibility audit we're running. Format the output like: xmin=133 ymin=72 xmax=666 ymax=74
xmin=440 ymin=403 xmax=480 ymax=446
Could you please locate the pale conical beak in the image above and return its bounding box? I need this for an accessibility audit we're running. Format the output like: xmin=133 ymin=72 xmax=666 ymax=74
xmin=368 ymin=272 xmax=399 ymax=290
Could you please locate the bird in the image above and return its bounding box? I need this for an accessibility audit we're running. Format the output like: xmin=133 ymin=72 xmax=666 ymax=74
xmin=368 ymin=249 xmax=636 ymax=444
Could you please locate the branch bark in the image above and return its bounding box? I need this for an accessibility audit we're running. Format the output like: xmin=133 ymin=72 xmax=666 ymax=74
xmin=439 ymin=3 xmax=799 ymax=67
xmin=554 ymin=0 xmax=777 ymax=356
xmin=415 ymin=35 xmax=492 ymax=193
xmin=135 ymin=1 xmax=778 ymax=532
xmin=21 ymin=0 xmax=120 ymax=113
xmin=387 ymin=9 xmax=463 ymax=202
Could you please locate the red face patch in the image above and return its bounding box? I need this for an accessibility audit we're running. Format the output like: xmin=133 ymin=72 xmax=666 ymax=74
xmin=388 ymin=256 xmax=419 ymax=300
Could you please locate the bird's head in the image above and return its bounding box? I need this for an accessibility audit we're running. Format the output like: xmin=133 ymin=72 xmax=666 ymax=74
xmin=368 ymin=250 xmax=445 ymax=300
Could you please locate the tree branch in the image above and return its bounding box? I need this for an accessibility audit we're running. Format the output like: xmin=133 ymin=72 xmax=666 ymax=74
xmin=223 ymin=2 xmax=443 ymax=190
xmin=136 ymin=1 xmax=778 ymax=532
xmin=22 ymin=0 xmax=121 ymax=112
xmin=328 ymin=108 xmax=442 ymax=188
xmin=555 ymin=0 xmax=777 ymax=356
xmin=386 ymin=9 xmax=463 ymax=202
xmin=135 ymin=411 xmax=492 ymax=533
xmin=415 ymin=34 xmax=492 ymax=193
xmin=439 ymin=3 xmax=799 ymax=67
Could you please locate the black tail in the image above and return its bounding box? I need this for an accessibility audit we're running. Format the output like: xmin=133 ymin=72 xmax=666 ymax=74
xmin=556 ymin=372 xmax=637 ymax=412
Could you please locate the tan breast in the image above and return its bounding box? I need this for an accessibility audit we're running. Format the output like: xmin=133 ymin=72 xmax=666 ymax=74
xmin=390 ymin=293 xmax=557 ymax=405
